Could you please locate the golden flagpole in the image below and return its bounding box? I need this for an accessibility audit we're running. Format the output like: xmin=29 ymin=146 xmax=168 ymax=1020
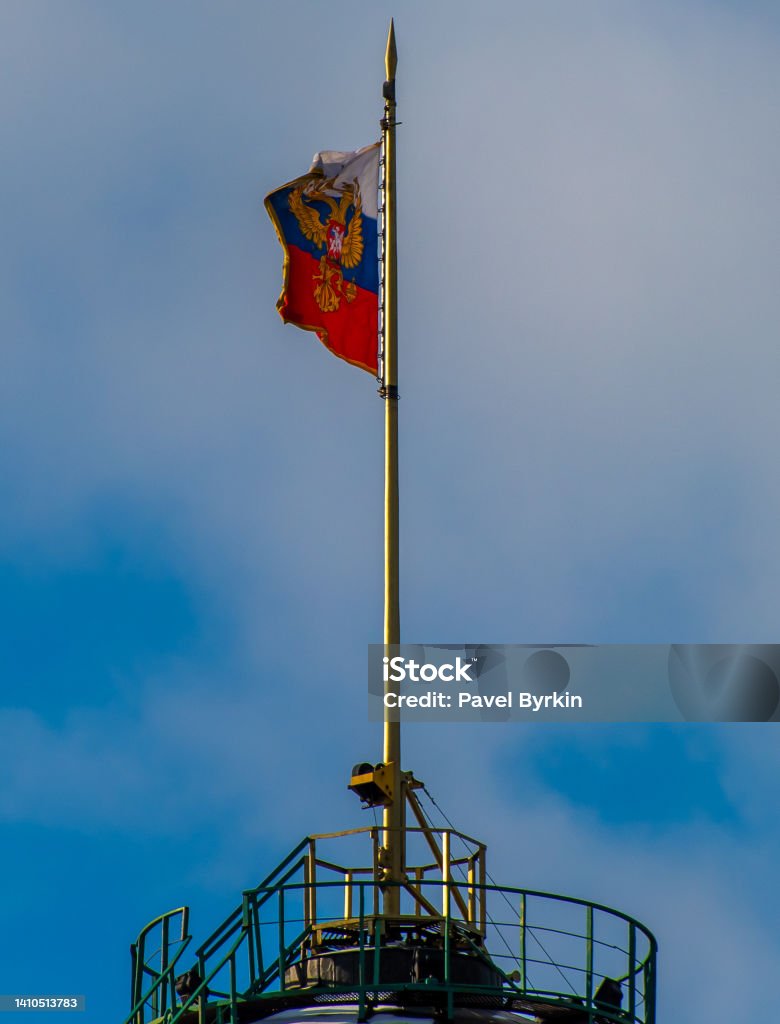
xmin=381 ymin=19 xmax=402 ymax=918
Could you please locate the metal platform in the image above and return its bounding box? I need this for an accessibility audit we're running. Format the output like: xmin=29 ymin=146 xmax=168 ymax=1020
xmin=124 ymin=829 xmax=656 ymax=1024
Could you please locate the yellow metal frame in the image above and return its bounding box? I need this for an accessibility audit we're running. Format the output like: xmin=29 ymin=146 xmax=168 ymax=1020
xmin=299 ymin=824 xmax=488 ymax=947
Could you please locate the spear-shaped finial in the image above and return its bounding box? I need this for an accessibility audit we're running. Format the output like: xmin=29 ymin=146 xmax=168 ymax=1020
xmin=385 ymin=19 xmax=397 ymax=82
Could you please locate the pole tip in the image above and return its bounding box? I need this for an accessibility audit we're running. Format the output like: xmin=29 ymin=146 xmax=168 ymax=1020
xmin=385 ymin=19 xmax=397 ymax=81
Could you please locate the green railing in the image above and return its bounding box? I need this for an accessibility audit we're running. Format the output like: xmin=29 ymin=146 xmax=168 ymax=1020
xmin=125 ymin=869 xmax=656 ymax=1024
xmin=126 ymin=839 xmax=311 ymax=1024
xmin=128 ymin=907 xmax=191 ymax=1024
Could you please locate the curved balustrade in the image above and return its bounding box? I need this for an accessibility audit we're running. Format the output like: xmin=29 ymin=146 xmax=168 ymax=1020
xmin=125 ymin=833 xmax=656 ymax=1024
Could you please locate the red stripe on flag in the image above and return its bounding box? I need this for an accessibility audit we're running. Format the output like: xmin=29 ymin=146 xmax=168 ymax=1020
xmin=278 ymin=247 xmax=378 ymax=375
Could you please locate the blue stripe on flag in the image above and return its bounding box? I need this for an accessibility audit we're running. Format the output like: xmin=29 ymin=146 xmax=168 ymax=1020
xmin=267 ymin=187 xmax=379 ymax=295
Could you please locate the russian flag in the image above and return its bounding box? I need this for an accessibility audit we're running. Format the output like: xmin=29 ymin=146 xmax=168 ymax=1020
xmin=265 ymin=144 xmax=380 ymax=375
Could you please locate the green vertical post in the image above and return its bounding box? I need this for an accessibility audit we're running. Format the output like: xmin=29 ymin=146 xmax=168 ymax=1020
xmin=254 ymin=895 xmax=264 ymax=988
xmin=645 ymin=953 xmax=656 ymax=1024
xmin=519 ymin=893 xmax=527 ymax=993
xmin=372 ymin=913 xmax=380 ymax=991
xmin=628 ymin=923 xmax=636 ymax=1021
xmin=246 ymin=898 xmax=256 ymax=989
xmin=278 ymin=888 xmax=286 ymax=991
xmin=160 ymin=915 xmax=169 ymax=1015
xmin=442 ymin=831 xmax=451 ymax=919
xmin=198 ymin=953 xmax=207 ymax=1024
xmin=585 ymin=905 xmax=594 ymax=1021
xmin=357 ymin=884 xmax=367 ymax=1022
xmin=444 ymin=881 xmax=453 ymax=1021
xmin=229 ymin=954 xmax=237 ymax=1022
xmin=129 ymin=943 xmax=138 ymax=1023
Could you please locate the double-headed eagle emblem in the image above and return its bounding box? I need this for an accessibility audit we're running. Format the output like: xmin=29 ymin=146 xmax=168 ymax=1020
xmin=289 ymin=176 xmax=364 ymax=313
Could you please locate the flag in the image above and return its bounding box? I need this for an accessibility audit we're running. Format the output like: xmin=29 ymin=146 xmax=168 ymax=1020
xmin=265 ymin=144 xmax=380 ymax=375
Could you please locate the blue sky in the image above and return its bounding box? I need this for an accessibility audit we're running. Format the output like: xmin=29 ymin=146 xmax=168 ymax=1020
xmin=2 ymin=2 xmax=780 ymax=1021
